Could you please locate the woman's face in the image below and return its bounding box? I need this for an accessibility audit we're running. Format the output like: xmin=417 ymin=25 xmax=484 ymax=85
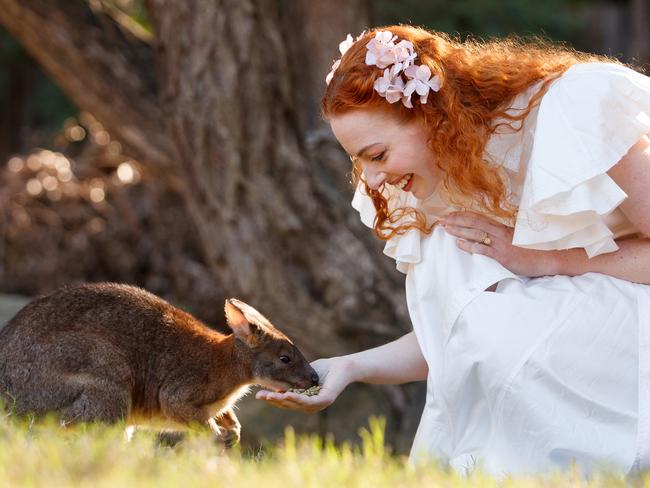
xmin=329 ymin=109 xmax=442 ymax=200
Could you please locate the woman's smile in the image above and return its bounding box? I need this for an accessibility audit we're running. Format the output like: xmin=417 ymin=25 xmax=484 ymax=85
xmin=390 ymin=173 xmax=413 ymax=191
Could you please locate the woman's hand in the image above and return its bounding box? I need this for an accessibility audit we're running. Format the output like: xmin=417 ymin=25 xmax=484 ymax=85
xmin=440 ymin=211 xmax=559 ymax=277
xmin=255 ymin=357 xmax=352 ymax=413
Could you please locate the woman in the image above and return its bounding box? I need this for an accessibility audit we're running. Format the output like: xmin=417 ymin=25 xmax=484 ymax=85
xmin=256 ymin=25 xmax=650 ymax=476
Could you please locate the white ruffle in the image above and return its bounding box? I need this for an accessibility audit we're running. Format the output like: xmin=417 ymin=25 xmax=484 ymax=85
xmin=351 ymin=183 xmax=450 ymax=274
xmin=513 ymin=63 xmax=650 ymax=258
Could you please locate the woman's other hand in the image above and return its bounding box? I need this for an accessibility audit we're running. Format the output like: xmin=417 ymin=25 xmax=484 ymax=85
xmin=255 ymin=357 xmax=351 ymax=413
xmin=440 ymin=211 xmax=559 ymax=277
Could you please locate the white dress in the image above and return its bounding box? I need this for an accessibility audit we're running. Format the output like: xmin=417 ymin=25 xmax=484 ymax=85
xmin=352 ymin=62 xmax=650 ymax=476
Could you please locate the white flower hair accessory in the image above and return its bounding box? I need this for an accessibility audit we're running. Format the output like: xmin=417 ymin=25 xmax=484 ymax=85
xmin=325 ymin=34 xmax=357 ymax=85
xmin=326 ymin=30 xmax=442 ymax=109
xmin=367 ymin=30 xmax=441 ymax=108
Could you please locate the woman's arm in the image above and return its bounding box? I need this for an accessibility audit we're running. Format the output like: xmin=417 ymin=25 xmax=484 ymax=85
xmin=343 ymin=330 xmax=428 ymax=384
xmin=256 ymin=331 xmax=427 ymax=412
xmin=444 ymin=220 xmax=650 ymax=284
xmin=442 ymin=134 xmax=650 ymax=284
xmin=550 ymin=237 xmax=650 ymax=283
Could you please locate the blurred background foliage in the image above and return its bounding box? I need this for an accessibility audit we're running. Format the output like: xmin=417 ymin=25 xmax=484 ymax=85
xmin=376 ymin=0 xmax=587 ymax=41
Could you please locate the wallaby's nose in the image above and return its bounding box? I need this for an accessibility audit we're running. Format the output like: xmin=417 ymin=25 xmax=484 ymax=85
xmin=311 ymin=372 xmax=319 ymax=386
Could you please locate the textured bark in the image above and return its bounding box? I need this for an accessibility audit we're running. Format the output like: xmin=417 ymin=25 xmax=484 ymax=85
xmin=144 ymin=0 xmax=406 ymax=357
xmin=280 ymin=1 xmax=372 ymax=132
xmin=0 ymin=0 xmax=174 ymax=171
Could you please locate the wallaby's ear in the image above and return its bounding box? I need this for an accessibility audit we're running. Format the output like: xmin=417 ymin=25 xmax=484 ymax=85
xmin=224 ymin=299 xmax=253 ymax=341
xmin=225 ymin=298 xmax=280 ymax=346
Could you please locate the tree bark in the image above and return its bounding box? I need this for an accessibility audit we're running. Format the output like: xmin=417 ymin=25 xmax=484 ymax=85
xmin=279 ymin=1 xmax=372 ymax=133
xmin=143 ymin=0 xmax=405 ymax=356
xmin=0 ymin=0 xmax=174 ymax=171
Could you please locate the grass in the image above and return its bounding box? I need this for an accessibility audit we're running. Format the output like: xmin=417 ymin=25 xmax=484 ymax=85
xmin=0 ymin=413 xmax=644 ymax=488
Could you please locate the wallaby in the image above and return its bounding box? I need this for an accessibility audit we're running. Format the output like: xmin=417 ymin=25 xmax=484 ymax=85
xmin=0 ymin=283 xmax=318 ymax=446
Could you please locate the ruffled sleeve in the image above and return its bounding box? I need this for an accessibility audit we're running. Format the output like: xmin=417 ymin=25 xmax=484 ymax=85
xmin=512 ymin=63 xmax=650 ymax=258
xmin=351 ymin=183 xmax=449 ymax=274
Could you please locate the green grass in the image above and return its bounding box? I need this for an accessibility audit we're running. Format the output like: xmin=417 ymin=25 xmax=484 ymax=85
xmin=0 ymin=413 xmax=643 ymax=488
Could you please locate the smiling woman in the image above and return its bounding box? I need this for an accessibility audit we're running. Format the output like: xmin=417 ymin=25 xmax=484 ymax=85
xmin=257 ymin=25 xmax=650 ymax=477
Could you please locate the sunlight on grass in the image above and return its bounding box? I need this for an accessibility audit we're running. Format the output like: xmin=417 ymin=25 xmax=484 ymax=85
xmin=0 ymin=411 xmax=644 ymax=488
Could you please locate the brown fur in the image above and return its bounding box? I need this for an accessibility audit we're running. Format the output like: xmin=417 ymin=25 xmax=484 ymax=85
xmin=0 ymin=283 xmax=318 ymax=445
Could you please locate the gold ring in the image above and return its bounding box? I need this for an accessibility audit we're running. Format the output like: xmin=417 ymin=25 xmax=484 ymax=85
xmin=481 ymin=232 xmax=492 ymax=246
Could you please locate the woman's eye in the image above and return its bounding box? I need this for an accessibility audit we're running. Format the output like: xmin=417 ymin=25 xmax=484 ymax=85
xmin=371 ymin=152 xmax=385 ymax=162
xmin=280 ymin=355 xmax=291 ymax=363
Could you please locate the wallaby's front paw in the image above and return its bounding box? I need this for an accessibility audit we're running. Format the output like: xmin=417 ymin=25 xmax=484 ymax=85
xmin=212 ymin=423 xmax=240 ymax=448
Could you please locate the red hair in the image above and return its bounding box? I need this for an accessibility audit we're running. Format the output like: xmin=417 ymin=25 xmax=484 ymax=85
xmin=321 ymin=25 xmax=613 ymax=240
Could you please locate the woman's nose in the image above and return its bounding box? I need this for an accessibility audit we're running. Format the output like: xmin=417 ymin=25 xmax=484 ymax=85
xmin=363 ymin=167 xmax=387 ymax=190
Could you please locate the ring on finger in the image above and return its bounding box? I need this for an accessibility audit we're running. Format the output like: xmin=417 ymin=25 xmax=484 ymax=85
xmin=480 ymin=231 xmax=492 ymax=246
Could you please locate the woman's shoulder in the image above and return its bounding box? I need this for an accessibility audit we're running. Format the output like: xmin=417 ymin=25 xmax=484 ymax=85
xmin=543 ymin=61 xmax=650 ymax=100
xmin=511 ymin=61 xmax=650 ymax=258
xmin=561 ymin=61 xmax=642 ymax=77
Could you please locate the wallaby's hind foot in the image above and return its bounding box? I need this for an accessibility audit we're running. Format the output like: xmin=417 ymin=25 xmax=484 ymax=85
xmin=60 ymin=381 xmax=131 ymax=425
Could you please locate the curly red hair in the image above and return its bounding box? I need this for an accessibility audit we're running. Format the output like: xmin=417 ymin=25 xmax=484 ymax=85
xmin=321 ymin=25 xmax=613 ymax=240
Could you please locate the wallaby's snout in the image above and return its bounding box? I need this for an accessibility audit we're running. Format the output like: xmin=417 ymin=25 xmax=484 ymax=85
xmin=225 ymin=299 xmax=319 ymax=392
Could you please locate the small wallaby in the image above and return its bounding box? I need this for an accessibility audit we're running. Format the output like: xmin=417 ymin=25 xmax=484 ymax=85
xmin=0 ymin=283 xmax=318 ymax=446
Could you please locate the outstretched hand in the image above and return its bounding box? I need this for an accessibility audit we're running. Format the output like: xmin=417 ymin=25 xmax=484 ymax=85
xmin=440 ymin=211 xmax=559 ymax=277
xmin=255 ymin=357 xmax=351 ymax=413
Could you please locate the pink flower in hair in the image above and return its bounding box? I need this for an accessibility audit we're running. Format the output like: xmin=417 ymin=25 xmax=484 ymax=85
xmin=365 ymin=31 xmax=399 ymax=69
xmin=373 ymin=68 xmax=407 ymax=105
xmin=366 ymin=31 xmax=417 ymax=72
xmin=366 ymin=31 xmax=415 ymax=71
xmin=325 ymin=32 xmax=365 ymax=85
xmin=338 ymin=34 xmax=354 ymax=56
xmin=404 ymin=65 xmax=442 ymax=104
xmin=393 ymin=40 xmax=417 ymax=68
xmin=327 ymin=29 xmax=443 ymax=107
xmin=326 ymin=59 xmax=341 ymax=85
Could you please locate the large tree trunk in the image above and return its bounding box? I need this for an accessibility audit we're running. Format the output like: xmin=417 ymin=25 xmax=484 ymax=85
xmin=144 ymin=0 xmax=406 ymax=357
xmin=0 ymin=0 xmax=423 ymax=447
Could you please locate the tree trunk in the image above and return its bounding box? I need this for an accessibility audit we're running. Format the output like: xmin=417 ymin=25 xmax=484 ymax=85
xmin=279 ymin=1 xmax=372 ymax=133
xmin=144 ymin=0 xmax=405 ymax=357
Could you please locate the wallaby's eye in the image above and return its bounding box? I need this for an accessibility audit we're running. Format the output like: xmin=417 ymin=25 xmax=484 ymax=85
xmin=279 ymin=355 xmax=291 ymax=363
